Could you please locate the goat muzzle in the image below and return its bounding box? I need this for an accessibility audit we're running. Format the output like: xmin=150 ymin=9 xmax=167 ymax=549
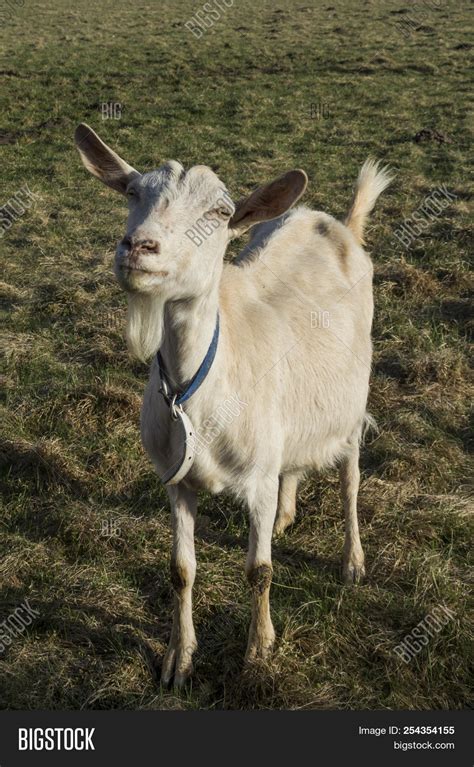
xmin=120 ymin=236 xmax=161 ymax=256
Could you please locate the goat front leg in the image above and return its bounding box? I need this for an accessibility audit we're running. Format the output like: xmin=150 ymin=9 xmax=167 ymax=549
xmin=161 ymin=484 xmax=197 ymax=687
xmin=340 ymin=441 xmax=365 ymax=584
xmin=245 ymin=479 xmax=279 ymax=663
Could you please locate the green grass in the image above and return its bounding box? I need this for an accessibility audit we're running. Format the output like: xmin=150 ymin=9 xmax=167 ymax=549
xmin=1 ymin=0 xmax=472 ymax=709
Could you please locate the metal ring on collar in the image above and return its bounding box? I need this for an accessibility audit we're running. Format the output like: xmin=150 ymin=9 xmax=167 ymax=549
xmin=170 ymin=394 xmax=179 ymax=420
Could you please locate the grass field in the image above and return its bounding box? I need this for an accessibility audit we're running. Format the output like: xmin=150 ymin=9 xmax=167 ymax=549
xmin=1 ymin=0 xmax=472 ymax=710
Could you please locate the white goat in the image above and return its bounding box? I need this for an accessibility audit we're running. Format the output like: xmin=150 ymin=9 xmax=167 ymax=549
xmin=75 ymin=123 xmax=392 ymax=686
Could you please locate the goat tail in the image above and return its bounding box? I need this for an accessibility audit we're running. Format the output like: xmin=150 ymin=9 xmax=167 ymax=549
xmin=345 ymin=159 xmax=393 ymax=245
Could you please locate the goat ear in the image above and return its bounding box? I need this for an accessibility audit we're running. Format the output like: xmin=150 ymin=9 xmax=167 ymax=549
xmin=74 ymin=123 xmax=140 ymax=194
xmin=229 ymin=169 xmax=308 ymax=236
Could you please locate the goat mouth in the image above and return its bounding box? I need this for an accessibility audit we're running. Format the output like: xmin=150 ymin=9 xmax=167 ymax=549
xmin=121 ymin=264 xmax=169 ymax=277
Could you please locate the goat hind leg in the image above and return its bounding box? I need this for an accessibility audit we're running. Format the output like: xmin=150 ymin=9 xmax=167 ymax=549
xmin=340 ymin=441 xmax=365 ymax=584
xmin=274 ymin=472 xmax=301 ymax=536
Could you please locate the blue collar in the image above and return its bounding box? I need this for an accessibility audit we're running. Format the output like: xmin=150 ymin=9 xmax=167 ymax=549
xmin=157 ymin=313 xmax=220 ymax=407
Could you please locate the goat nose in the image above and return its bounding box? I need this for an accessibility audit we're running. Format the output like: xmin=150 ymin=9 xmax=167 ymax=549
xmin=132 ymin=238 xmax=161 ymax=254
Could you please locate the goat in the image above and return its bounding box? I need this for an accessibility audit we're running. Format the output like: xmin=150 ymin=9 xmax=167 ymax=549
xmin=75 ymin=123 xmax=392 ymax=686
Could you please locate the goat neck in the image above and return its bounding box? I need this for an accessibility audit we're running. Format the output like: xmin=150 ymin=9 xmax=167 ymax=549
xmin=159 ymin=282 xmax=221 ymax=395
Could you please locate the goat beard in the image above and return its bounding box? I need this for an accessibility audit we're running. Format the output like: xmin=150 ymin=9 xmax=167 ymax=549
xmin=125 ymin=292 xmax=166 ymax=362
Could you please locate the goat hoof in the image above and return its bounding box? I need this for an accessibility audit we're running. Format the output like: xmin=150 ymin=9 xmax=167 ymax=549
xmin=245 ymin=642 xmax=274 ymax=665
xmin=273 ymin=514 xmax=295 ymax=537
xmin=342 ymin=559 xmax=365 ymax=585
xmin=161 ymin=641 xmax=195 ymax=688
xmin=245 ymin=630 xmax=275 ymax=664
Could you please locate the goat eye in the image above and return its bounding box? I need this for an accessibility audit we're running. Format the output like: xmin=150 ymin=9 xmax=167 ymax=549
xmin=126 ymin=189 xmax=136 ymax=198
xmin=211 ymin=207 xmax=232 ymax=218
